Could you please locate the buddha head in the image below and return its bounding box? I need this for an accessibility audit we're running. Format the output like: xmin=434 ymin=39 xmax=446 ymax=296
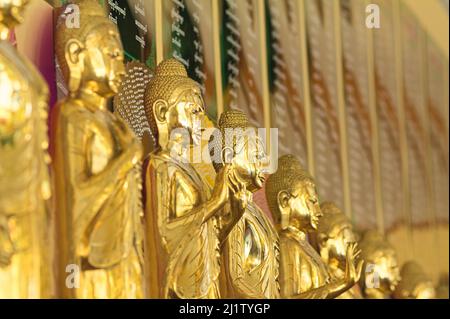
xmin=315 ymin=202 xmax=357 ymax=270
xmin=265 ymin=154 xmax=322 ymax=232
xmin=208 ymin=109 xmax=266 ymax=193
xmin=144 ymin=58 xmax=205 ymax=148
xmin=0 ymin=0 xmax=29 ymax=35
xmin=393 ymin=261 xmax=436 ymax=299
xmin=55 ymin=0 xmax=125 ymax=97
xmin=359 ymin=230 xmax=401 ymax=298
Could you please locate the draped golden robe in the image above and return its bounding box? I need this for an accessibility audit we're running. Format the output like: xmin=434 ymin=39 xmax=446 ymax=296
xmin=279 ymin=227 xmax=330 ymax=299
xmin=0 ymin=40 xmax=53 ymax=298
xmin=144 ymin=152 xmax=221 ymax=298
xmin=220 ymin=202 xmax=280 ymax=298
xmin=51 ymin=100 xmax=144 ymax=298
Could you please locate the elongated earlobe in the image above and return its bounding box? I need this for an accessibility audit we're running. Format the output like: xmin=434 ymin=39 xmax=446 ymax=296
xmin=153 ymin=99 xmax=168 ymax=123
xmin=65 ymin=39 xmax=84 ymax=94
xmin=221 ymin=146 xmax=234 ymax=165
xmin=277 ymin=190 xmax=290 ymax=230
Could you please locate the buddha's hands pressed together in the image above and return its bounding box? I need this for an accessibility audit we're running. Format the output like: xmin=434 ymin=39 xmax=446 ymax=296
xmin=112 ymin=119 xmax=142 ymax=179
xmin=344 ymin=242 xmax=364 ymax=287
xmin=227 ymin=168 xmax=252 ymax=211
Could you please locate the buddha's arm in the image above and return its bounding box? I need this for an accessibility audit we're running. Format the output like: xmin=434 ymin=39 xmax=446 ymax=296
xmin=218 ymin=196 xmax=246 ymax=245
xmin=280 ymin=237 xmax=351 ymax=299
xmin=162 ymin=166 xmax=229 ymax=230
xmin=288 ymin=255 xmax=350 ymax=299
xmin=291 ymin=279 xmax=349 ymax=299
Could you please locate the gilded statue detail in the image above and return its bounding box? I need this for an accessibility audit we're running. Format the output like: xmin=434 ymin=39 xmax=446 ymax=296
xmin=394 ymin=261 xmax=436 ymax=299
xmin=0 ymin=0 xmax=53 ymax=298
xmin=359 ymin=230 xmax=401 ymax=299
xmin=52 ymin=0 xmax=144 ymax=298
xmin=209 ymin=109 xmax=280 ymax=299
xmin=265 ymin=155 xmax=362 ymax=299
xmin=143 ymin=59 xmax=240 ymax=299
xmin=314 ymin=202 xmax=364 ymax=299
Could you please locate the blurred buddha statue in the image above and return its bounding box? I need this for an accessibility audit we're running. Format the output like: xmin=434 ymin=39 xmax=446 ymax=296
xmin=393 ymin=261 xmax=436 ymax=299
xmin=208 ymin=109 xmax=280 ymax=299
xmin=435 ymin=274 xmax=449 ymax=299
xmin=359 ymin=230 xmax=401 ymax=299
xmin=143 ymin=59 xmax=242 ymax=299
xmin=0 ymin=0 xmax=53 ymax=298
xmin=52 ymin=0 xmax=144 ymax=298
xmin=265 ymin=155 xmax=362 ymax=298
xmin=313 ymin=202 xmax=363 ymax=299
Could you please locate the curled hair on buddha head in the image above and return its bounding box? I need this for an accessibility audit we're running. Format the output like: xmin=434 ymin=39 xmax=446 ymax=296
xmin=317 ymin=202 xmax=352 ymax=238
xmin=265 ymin=154 xmax=315 ymax=229
xmin=144 ymin=58 xmax=201 ymax=144
xmin=208 ymin=109 xmax=252 ymax=172
xmin=55 ymin=0 xmax=113 ymax=90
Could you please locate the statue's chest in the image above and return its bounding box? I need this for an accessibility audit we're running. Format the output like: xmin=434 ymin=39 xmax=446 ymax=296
xmin=242 ymin=207 xmax=274 ymax=271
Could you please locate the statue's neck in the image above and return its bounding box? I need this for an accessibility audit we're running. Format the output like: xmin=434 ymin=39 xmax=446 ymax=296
xmin=0 ymin=23 xmax=11 ymax=41
xmin=75 ymin=87 xmax=108 ymax=111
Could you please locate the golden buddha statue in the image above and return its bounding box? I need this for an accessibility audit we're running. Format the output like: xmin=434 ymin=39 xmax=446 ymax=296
xmin=393 ymin=261 xmax=436 ymax=299
xmin=208 ymin=109 xmax=280 ymax=299
xmin=265 ymin=155 xmax=362 ymax=299
xmin=0 ymin=0 xmax=53 ymax=298
xmin=359 ymin=230 xmax=401 ymax=299
xmin=52 ymin=0 xmax=144 ymax=298
xmin=313 ymin=202 xmax=364 ymax=299
xmin=143 ymin=59 xmax=242 ymax=299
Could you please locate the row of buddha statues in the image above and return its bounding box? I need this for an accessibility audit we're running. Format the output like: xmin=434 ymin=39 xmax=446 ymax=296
xmin=0 ymin=0 xmax=447 ymax=299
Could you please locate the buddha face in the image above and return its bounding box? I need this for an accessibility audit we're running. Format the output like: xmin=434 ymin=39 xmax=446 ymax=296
xmin=323 ymin=225 xmax=357 ymax=268
xmin=0 ymin=0 xmax=29 ymax=27
xmin=282 ymin=181 xmax=322 ymax=231
xmin=368 ymin=250 xmax=401 ymax=294
xmin=229 ymin=131 xmax=267 ymax=192
xmin=69 ymin=25 xmax=125 ymax=97
xmin=166 ymin=89 xmax=205 ymax=146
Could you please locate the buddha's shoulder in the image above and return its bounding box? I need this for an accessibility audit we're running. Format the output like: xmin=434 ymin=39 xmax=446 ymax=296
xmin=279 ymin=232 xmax=300 ymax=250
xmin=55 ymin=99 xmax=93 ymax=118
xmin=279 ymin=232 xmax=310 ymax=253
